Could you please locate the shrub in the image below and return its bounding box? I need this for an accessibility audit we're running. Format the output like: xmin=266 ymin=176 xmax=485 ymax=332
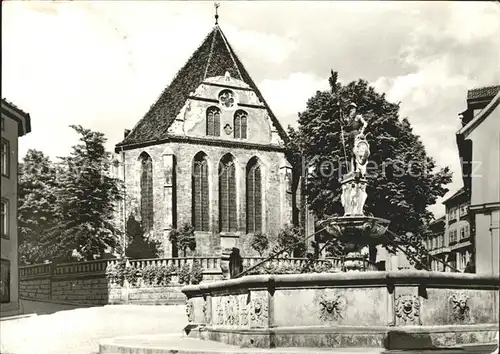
xmin=277 ymin=225 xmax=307 ymax=257
xmin=169 ymin=224 xmax=196 ymax=257
xmin=157 ymin=265 xmax=176 ymax=286
xmin=106 ymin=258 xmax=127 ymax=286
xmin=124 ymin=265 xmax=140 ymax=286
xmin=191 ymin=260 xmax=203 ymax=285
xmin=141 ymin=265 xmax=157 ymax=286
xmin=178 ymin=263 xmax=191 ymax=284
xmin=250 ymin=232 xmax=269 ymax=257
xmin=141 ymin=264 xmax=176 ymax=286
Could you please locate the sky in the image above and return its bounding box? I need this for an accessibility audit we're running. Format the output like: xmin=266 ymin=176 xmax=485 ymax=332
xmin=2 ymin=1 xmax=500 ymax=216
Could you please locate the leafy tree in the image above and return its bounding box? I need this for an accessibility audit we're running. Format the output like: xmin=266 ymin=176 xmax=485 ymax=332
xmin=288 ymin=71 xmax=452 ymax=264
xmin=169 ymin=223 xmax=196 ymax=257
xmin=250 ymin=232 xmax=270 ymax=257
xmin=18 ymin=150 xmax=59 ymax=264
xmin=42 ymin=125 xmax=123 ymax=261
xmin=125 ymin=215 xmax=160 ymax=259
xmin=277 ymin=224 xmax=307 ymax=257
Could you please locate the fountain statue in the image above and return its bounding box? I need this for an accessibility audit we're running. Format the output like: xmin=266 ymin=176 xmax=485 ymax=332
xmin=321 ymin=102 xmax=390 ymax=260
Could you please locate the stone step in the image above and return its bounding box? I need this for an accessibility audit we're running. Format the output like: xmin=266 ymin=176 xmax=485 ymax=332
xmin=99 ymin=334 xmax=499 ymax=354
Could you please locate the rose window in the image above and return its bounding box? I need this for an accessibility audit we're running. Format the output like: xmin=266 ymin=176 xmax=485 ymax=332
xmin=218 ymin=89 xmax=236 ymax=109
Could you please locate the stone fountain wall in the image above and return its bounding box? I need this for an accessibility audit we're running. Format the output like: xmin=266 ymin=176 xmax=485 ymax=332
xmin=182 ymin=271 xmax=499 ymax=349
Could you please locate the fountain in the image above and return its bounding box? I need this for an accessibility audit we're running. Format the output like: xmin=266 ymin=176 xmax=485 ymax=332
xmin=177 ymin=103 xmax=499 ymax=352
xmin=99 ymin=103 xmax=500 ymax=353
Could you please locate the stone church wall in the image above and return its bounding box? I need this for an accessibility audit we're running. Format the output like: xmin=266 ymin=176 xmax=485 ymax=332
xmin=118 ymin=142 xmax=294 ymax=257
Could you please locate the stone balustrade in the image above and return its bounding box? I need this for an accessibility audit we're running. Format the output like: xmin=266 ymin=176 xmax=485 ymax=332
xmin=53 ymin=259 xmax=117 ymax=277
xmin=19 ymin=263 xmax=52 ymax=279
xmin=182 ymin=271 xmax=500 ymax=350
xmin=242 ymin=257 xmax=339 ymax=270
xmin=129 ymin=256 xmax=221 ymax=271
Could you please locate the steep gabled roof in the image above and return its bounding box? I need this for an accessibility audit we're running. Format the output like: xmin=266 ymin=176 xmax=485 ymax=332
xmin=442 ymin=187 xmax=467 ymax=206
xmin=467 ymin=85 xmax=500 ymax=101
xmin=116 ymin=25 xmax=288 ymax=149
xmin=458 ymin=90 xmax=500 ymax=139
xmin=1 ymin=98 xmax=32 ymax=136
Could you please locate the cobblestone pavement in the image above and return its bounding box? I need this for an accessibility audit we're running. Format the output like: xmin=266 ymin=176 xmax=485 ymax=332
xmin=0 ymin=303 xmax=186 ymax=354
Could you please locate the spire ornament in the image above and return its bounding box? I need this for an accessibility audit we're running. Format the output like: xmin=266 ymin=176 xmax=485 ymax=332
xmin=214 ymin=2 xmax=220 ymax=25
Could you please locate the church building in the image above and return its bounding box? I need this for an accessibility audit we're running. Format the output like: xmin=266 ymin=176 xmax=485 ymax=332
xmin=114 ymin=21 xmax=300 ymax=257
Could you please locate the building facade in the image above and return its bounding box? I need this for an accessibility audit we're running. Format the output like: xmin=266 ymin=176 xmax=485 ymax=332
xmin=457 ymin=85 xmax=500 ymax=276
xmin=114 ymin=24 xmax=297 ymax=257
xmin=426 ymin=190 xmax=474 ymax=273
xmin=425 ymin=216 xmax=446 ymax=271
xmin=1 ymin=99 xmax=31 ymax=317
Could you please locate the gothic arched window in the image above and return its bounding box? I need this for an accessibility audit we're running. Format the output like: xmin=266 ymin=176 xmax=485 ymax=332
xmin=234 ymin=110 xmax=248 ymax=139
xmin=246 ymin=158 xmax=262 ymax=234
xmin=139 ymin=152 xmax=154 ymax=232
xmin=192 ymin=152 xmax=210 ymax=232
xmin=219 ymin=154 xmax=237 ymax=232
xmin=206 ymin=106 xmax=221 ymax=137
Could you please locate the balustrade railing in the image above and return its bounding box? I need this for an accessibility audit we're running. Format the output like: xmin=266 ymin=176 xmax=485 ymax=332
xmin=242 ymin=257 xmax=340 ymax=270
xmin=19 ymin=254 xmax=346 ymax=281
xmin=53 ymin=259 xmax=116 ymax=276
xmin=19 ymin=262 xmax=52 ymax=278
xmin=128 ymin=257 xmax=221 ymax=271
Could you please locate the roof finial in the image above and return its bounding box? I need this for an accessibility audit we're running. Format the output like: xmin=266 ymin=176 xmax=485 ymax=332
xmin=214 ymin=2 xmax=220 ymax=25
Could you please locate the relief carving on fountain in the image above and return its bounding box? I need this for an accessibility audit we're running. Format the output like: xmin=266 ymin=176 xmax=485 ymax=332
xmin=216 ymin=297 xmax=225 ymax=325
xmin=318 ymin=294 xmax=347 ymax=322
xmin=239 ymin=295 xmax=249 ymax=326
xmin=202 ymin=300 xmax=209 ymax=324
xmin=449 ymin=293 xmax=470 ymax=322
xmin=224 ymin=295 xmax=239 ymax=326
xmin=395 ymin=294 xmax=420 ymax=325
xmin=250 ymin=293 xmax=268 ymax=327
xmin=186 ymin=298 xmax=194 ymax=323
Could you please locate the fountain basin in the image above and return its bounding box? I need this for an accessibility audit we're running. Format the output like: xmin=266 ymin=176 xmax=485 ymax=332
xmin=182 ymin=271 xmax=499 ymax=350
xmin=319 ymin=215 xmax=391 ymax=247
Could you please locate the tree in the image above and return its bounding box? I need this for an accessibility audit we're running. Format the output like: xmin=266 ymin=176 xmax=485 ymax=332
xmin=277 ymin=225 xmax=307 ymax=257
xmin=125 ymin=215 xmax=160 ymax=259
xmin=250 ymin=232 xmax=270 ymax=257
xmin=18 ymin=150 xmax=59 ymax=264
xmin=42 ymin=125 xmax=123 ymax=261
xmin=169 ymin=223 xmax=196 ymax=257
xmin=288 ymin=71 xmax=452 ymax=263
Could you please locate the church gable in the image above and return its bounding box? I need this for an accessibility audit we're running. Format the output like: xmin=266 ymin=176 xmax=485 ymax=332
xmin=116 ymin=25 xmax=288 ymax=151
xmin=167 ymin=73 xmax=284 ymax=146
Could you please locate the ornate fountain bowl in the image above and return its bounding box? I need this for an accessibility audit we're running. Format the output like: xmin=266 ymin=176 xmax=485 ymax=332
xmin=319 ymin=215 xmax=392 ymax=246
